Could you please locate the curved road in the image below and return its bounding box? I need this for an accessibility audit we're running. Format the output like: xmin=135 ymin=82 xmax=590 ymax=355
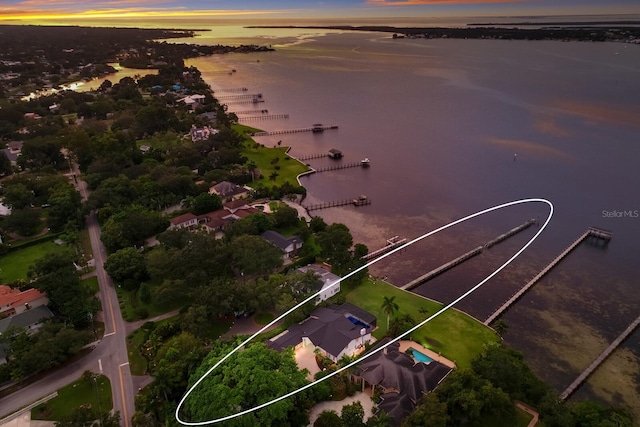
xmin=0 ymin=176 xmax=135 ymax=426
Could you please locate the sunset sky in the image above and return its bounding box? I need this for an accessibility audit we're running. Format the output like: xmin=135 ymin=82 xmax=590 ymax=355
xmin=1 ymin=0 xmax=639 ymax=22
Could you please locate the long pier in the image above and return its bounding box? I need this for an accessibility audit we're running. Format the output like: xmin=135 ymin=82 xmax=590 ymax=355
xmin=224 ymin=99 xmax=265 ymax=105
xmin=400 ymin=219 xmax=538 ymax=291
xmin=304 ymin=196 xmax=371 ymax=212
xmin=560 ymin=314 xmax=640 ymax=401
xmin=313 ymin=162 xmax=369 ymax=173
xmin=484 ymin=227 xmax=612 ymax=326
xmin=213 ymin=87 xmax=248 ymax=93
xmin=239 ymin=114 xmax=290 ymax=121
xmin=252 ymin=125 xmax=338 ymax=137
xmin=363 ymin=236 xmax=408 ymax=261
xmin=401 ymin=246 xmax=484 ymax=291
xmin=484 ymin=219 xmax=537 ymax=249
xmin=216 ymin=93 xmax=263 ymax=100
xmin=234 ymin=109 xmax=269 ymax=115
xmin=297 ymin=152 xmax=330 ymax=161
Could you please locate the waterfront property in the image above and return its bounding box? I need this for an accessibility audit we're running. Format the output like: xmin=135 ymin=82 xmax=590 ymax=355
xmin=261 ymin=230 xmax=303 ymax=260
xmin=344 ymin=277 xmax=499 ymax=369
xmin=352 ymin=338 xmax=454 ymax=425
xmin=296 ymin=264 xmax=341 ymax=304
xmin=268 ymin=303 xmax=377 ymax=363
xmin=208 ymin=181 xmax=251 ymax=201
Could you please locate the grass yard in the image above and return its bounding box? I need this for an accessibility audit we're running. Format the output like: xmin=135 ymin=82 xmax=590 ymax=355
xmin=0 ymin=240 xmax=65 ymax=283
xmin=82 ymin=276 xmax=100 ymax=293
xmin=31 ymin=374 xmax=112 ymax=421
xmin=344 ymin=277 xmax=499 ymax=369
xmin=233 ymin=124 xmax=309 ymax=188
xmin=126 ymin=326 xmax=149 ymax=376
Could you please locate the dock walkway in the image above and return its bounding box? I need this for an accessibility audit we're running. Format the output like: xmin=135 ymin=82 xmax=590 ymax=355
xmin=484 ymin=227 xmax=612 ymax=326
xmin=363 ymin=236 xmax=408 ymax=261
xmin=560 ymin=314 xmax=640 ymax=401
xmin=239 ymin=114 xmax=289 ymax=121
xmin=400 ymin=219 xmax=537 ymax=292
xmin=304 ymin=196 xmax=371 ymax=212
xmin=216 ymin=93 xmax=262 ymax=100
xmin=401 ymin=246 xmax=484 ymax=291
xmin=252 ymin=125 xmax=338 ymax=137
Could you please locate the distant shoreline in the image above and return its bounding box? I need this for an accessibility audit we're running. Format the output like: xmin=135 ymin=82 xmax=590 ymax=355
xmin=245 ymin=24 xmax=640 ymax=42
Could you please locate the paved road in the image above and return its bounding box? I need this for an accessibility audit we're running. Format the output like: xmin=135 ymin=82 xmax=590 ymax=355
xmin=0 ymin=172 xmax=135 ymax=426
xmin=86 ymin=211 xmax=135 ymax=426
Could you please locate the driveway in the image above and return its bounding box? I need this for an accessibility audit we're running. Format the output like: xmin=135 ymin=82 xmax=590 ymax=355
xmin=294 ymin=345 xmax=320 ymax=381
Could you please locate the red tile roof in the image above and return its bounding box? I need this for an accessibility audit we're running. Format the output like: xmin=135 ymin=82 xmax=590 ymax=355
xmin=0 ymin=285 xmax=46 ymax=310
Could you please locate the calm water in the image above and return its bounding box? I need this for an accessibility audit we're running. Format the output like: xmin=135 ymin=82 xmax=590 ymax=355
xmin=185 ymin=28 xmax=640 ymax=414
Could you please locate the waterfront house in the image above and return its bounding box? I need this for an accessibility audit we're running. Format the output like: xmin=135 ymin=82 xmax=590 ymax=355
xmin=209 ymin=181 xmax=251 ymax=201
xmin=352 ymin=338 xmax=454 ymax=425
xmin=178 ymin=94 xmax=206 ymax=110
xmin=297 ymin=264 xmax=341 ymax=304
xmin=267 ymin=303 xmax=377 ymax=363
xmin=261 ymin=230 xmax=303 ymax=260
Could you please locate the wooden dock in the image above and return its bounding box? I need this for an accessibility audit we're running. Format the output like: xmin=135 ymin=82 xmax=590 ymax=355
xmin=363 ymin=236 xmax=408 ymax=261
xmin=304 ymin=196 xmax=371 ymax=212
xmin=216 ymin=93 xmax=263 ymax=100
xmin=484 ymin=219 xmax=538 ymax=249
xmin=234 ymin=109 xmax=269 ymax=115
xmin=560 ymin=314 xmax=640 ymax=401
xmin=400 ymin=219 xmax=539 ymax=292
xmin=224 ymin=99 xmax=265 ymax=105
xmin=484 ymin=227 xmax=612 ymax=326
xmin=313 ymin=162 xmax=369 ymax=173
xmin=238 ymin=114 xmax=289 ymax=121
xmin=252 ymin=125 xmax=338 ymax=137
xmin=213 ymin=87 xmax=248 ymax=93
xmin=401 ymin=246 xmax=484 ymax=291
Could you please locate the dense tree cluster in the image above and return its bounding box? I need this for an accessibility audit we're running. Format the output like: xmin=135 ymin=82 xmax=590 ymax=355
xmin=401 ymin=343 xmax=635 ymax=427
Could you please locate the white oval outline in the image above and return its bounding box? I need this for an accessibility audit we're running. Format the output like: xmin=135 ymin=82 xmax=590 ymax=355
xmin=176 ymin=198 xmax=553 ymax=425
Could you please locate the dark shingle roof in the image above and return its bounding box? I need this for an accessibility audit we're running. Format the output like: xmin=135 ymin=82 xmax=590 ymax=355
xmin=212 ymin=181 xmax=247 ymax=198
xmin=354 ymin=337 xmax=453 ymax=423
xmin=329 ymin=302 xmax=377 ymax=328
xmin=378 ymin=392 xmax=414 ymax=426
xmin=267 ymin=304 xmax=376 ymax=359
xmin=261 ymin=230 xmax=302 ymax=251
xmin=0 ymin=305 xmax=54 ymax=334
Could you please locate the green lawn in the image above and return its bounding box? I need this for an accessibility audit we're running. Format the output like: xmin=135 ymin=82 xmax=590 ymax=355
xmin=31 ymin=375 xmax=112 ymax=421
xmin=0 ymin=240 xmax=65 ymax=283
xmin=515 ymin=407 xmax=536 ymax=427
xmin=345 ymin=278 xmax=499 ymax=369
xmin=126 ymin=326 xmax=149 ymax=376
xmin=82 ymin=276 xmax=100 ymax=293
xmin=233 ymin=124 xmax=309 ymax=188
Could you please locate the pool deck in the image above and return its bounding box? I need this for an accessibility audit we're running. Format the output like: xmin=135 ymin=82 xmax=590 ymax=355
xmin=398 ymin=340 xmax=456 ymax=369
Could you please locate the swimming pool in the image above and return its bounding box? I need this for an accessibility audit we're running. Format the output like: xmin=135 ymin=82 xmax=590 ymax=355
xmin=347 ymin=315 xmax=370 ymax=329
xmin=408 ymin=347 xmax=433 ymax=363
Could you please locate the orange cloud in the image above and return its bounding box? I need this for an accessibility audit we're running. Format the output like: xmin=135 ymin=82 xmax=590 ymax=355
xmin=552 ymin=100 xmax=640 ymax=129
xmin=368 ymin=0 xmax=524 ymax=4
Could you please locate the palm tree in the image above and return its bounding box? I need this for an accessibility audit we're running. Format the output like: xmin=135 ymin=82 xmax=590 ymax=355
xmin=492 ymin=319 xmax=509 ymax=336
xmin=381 ymin=296 xmax=399 ymax=330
